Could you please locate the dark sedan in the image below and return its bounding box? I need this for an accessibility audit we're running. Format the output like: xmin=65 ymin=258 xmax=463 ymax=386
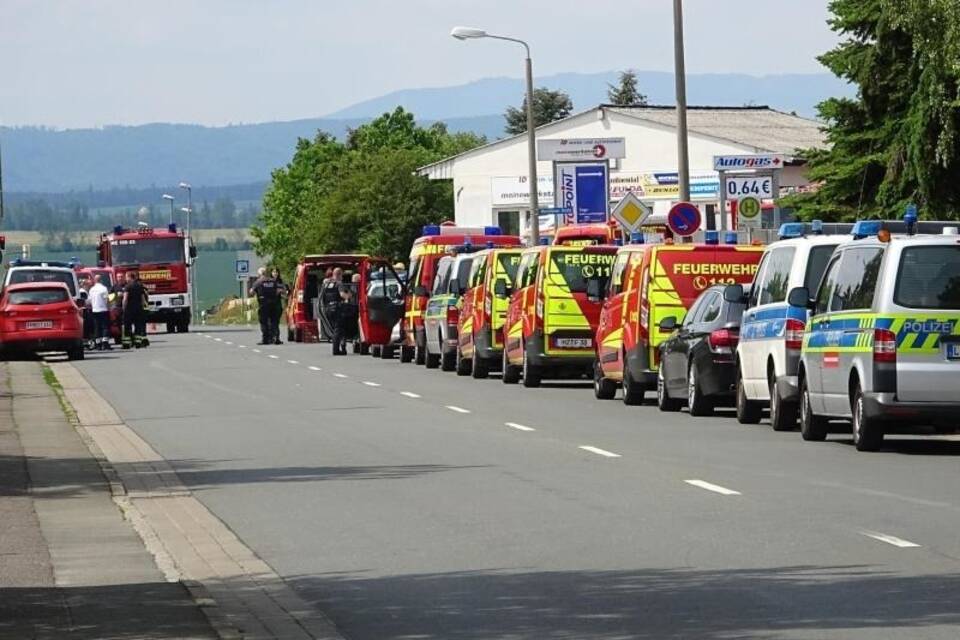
xmin=656 ymin=285 xmax=746 ymax=416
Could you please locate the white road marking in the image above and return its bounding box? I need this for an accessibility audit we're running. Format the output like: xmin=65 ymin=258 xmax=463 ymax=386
xmin=268 ymin=355 xmax=279 ymax=359
xmin=308 ymin=366 xmax=322 ymax=371
xmin=862 ymin=531 xmax=921 ymax=548
xmin=362 ymin=381 xmax=381 ymax=387
xmin=287 ymin=360 xmax=300 ymax=365
xmin=252 ymin=348 xmax=261 ymax=353
xmin=579 ymin=445 xmax=622 ymax=458
xmin=400 ymin=391 xmax=421 ymax=399
xmin=506 ymin=422 xmax=535 ymax=432
xmin=445 ymin=405 xmax=471 ymax=414
xmin=214 ymin=338 xmax=223 ymax=342
xmin=238 ymin=345 xmax=247 ymax=349
xmin=684 ymin=479 xmax=741 ymax=496
xmin=333 ymin=373 xmax=348 ymax=378
xmin=225 ymin=341 xmax=233 ymax=345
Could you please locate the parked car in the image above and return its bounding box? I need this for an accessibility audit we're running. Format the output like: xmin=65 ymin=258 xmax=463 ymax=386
xmin=0 ymin=283 xmax=84 ymax=360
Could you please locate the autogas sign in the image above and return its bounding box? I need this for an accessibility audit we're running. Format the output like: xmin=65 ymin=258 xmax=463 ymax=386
xmin=713 ymin=154 xmax=785 ymax=172
xmin=538 ymin=137 xmax=626 ymax=161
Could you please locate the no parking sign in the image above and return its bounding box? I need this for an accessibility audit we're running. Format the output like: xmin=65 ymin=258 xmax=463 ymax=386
xmin=667 ymin=202 xmax=701 ymax=237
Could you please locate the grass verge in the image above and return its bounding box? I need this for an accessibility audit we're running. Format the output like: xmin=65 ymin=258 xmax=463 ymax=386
xmin=42 ymin=364 xmax=79 ymax=424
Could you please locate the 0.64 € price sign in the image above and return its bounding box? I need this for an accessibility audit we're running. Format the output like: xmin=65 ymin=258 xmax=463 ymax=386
xmin=725 ymin=176 xmax=773 ymax=199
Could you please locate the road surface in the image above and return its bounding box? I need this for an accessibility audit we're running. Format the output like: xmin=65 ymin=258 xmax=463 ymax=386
xmin=73 ymin=327 xmax=960 ymax=639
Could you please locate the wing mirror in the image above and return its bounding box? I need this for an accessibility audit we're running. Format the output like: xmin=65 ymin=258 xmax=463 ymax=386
xmin=723 ymin=283 xmax=746 ymax=304
xmin=586 ymin=279 xmax=605 ymax=302
xmin=787 ymin=286 xmax=813 ymax=309
xmin=659 ymin=316 xmax=678 ymax=333
xmin=189 ymin=245 xmax=198 ymax=259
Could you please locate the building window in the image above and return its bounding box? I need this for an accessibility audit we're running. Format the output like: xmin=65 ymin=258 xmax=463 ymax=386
xmin=497 ymin=211 xmax=520 ymax=237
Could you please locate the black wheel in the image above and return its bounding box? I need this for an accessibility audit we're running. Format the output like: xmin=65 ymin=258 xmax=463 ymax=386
xmin=502 ymin=346 xmax=520 ymax=384
xmin=622 ymin=364 xmax=644 ymax=406
xmin=414 ymin=334 xmax=426 ymax=365
xmin=381 ymin=344 xmax=396 ymax=360
xmin=455 ymin=347 xmax=472 ymax=376
xmin=359 ymin=342 xmax=370 ymax=356
xmin=800 ymin=377 xmax=829 ymax=441
xmin=370 ymin=344 xmax=382 ymax=358
xmin=769 ymin=373 xmax=798 ymax=431
xmin=68 ymin=344 xmax=85 ymax=361
xmin=687 ymin=363 xmax=714 ymax=417
xmin=471 ymin=349 xmax=489 ymax=379
xmin=288 ymin=326 xmax=295 ymax=342
xmin=657 ymin=365 xmax=682 ymax=412
xmin=852 ymin=385 xmax=883 ymax=451
xmin=735 ymin=367 xmax=762 ymax=424
xmin=166 ymin=322 xmax=175 ymax=334
xmin=425 ymin=350 xmax=440 ymax=369
xmin=400 ymin=345 xmax=414 ymax=363
xmin=178 ymin=318 xmax=190 ymax=333
xmin=593 ymin=362 xmax=616 ymax=400
xmin=521 ymin=343 xmax=542 ymax=388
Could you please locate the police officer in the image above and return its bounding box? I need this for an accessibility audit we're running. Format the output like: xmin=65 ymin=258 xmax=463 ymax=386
xmin=121 ymin=271 xmax=149 ymax=349
xmin=331 ymin=283 xmax=359 ymax=356
xmin=249 ymin=267 xmax=280 ymax=345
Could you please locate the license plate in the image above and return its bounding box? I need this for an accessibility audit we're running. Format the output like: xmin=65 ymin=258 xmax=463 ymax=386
xmin=947 ymin=343 xmax=960 ymax=360
xmin=556 ymin=338 xmax=591 ymax=349
xmin=25 ymin=321 xmax=53 ymax=330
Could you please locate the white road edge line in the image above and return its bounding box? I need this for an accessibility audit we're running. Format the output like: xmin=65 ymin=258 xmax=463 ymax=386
xmin=862 ymin=531 xmax=921 ymax=548
xmin=362 ymin=381 xmax=381 ymax=387
xmin=333 ymin=373 xmax=348 ymax=378
xmin=287 ymin=360 xmax=300 ymax=365
xmin=252 ymin=349 xmax=261 ymax=353
xmin=308 ymin=366 xmax=322 ymax=371
xmin=684 ymin=479 xmax=741 ymax=496
xmin=400 ymin=391 xmax=421 ymax=398
xmin=268 ymin=355 xmax=279 ymax=359
xmin=579 ymin=445 xmax=621 ymax=458
xmin=505 ymin=422 xmax=535 ymax=432
xmin=445 ymin=405 xmax=470 ymax=414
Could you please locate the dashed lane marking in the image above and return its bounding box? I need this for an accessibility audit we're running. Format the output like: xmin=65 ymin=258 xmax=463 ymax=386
xmin=287 ymin=360 xmax=300 ymax=365
xmin=579 ymin=445 xmax=622 ymax=458
xmin=400 ymin=392 xmax=421 ymax=398
xmin=214 ymin=338 xmax=223 ymax=342
xmin=308 ymin=366 xmax=322 ymax=371
xmin=362 ymin=381 xmax=381 ymax=387
xmin=238 ymin=345 xmax=247 ymax=348
xmin=268 ymin=355 xmax=279 ymax=359
xmin=505 ymin=422 xmax=536 ymax=432
xmin=333 ymin=373 xmax=349 ymax=379
xmin=445 ymin=405 xmax=470 ymax=414
xmin=225 ymin=341 xmax=233 ymax=345
xmin=252 ymin=349 xmax=261 ymax=353
xmin=862 ymin=531 xmax=921 ymax=548
xmin=684 ymin=479 xmax=741 ymax=496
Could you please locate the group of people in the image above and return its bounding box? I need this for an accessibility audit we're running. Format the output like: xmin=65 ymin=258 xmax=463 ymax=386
xmin=81 ymin=270 xmax=151 ymax=350
xmin=249 ymin=267 xmax=288 ymax=345
xmin=319 ymin=267 xmax=360 ymax=356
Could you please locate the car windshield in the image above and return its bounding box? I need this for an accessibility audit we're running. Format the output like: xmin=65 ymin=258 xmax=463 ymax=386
xmin=8 ymin=288 xmax=70 ymax=305
xmin=7 ymin=269 xmax=77 ymax=296
xmin=497 ymin=253 xmax=522 ymax=282
xmin=548 ymin=250 xmax=615 ymax=293
xmin=894 ymin=245 xmax=960 ymax=309
xmin=111 ymin=238 xmax=184 ymax=265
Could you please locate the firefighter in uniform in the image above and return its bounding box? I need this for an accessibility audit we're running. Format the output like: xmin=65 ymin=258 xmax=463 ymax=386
xmin=121 ymin=271 xmax=149 ymax=349
xmin=249 ymin=267 xmax=280 ymax=345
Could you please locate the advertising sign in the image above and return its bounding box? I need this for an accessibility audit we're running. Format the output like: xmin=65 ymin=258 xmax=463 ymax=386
xmin=725 ymin=175 xmax=774 ymax=199
xmin=538 ymin=138 xmax=626 ymax=162
xmin=554 ymin=162 xmax=610 ymax=224
xmin=667 ymin=202 xmax=702 ymax=237
xmin=609 ymin=171 xmax=720 ymax=201
xmin=490 ymin=175 xmax=554 ymax=207
xmin=713 ymin=154 xmax=785 ymax=172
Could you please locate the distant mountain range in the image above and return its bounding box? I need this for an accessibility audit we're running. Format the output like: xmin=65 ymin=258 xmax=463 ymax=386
xmin=1 ymin=70 xmax=851 ymax=194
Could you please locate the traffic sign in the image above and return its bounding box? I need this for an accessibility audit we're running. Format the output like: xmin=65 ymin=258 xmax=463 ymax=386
xmin=236 ymin=273 xmax=251 ymax=282
xmin=737 ymin=196 xmax=762 ymax=229
xmin=667 ymin=202 xmax=701 ymax=237
xmin=235 ymin=259 xmax=250 ymax=275
xmin=611 ymin=192 xmax=652 ymax=232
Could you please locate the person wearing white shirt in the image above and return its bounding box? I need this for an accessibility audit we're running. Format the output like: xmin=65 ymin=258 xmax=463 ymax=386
xmin=88 ymin=278 xmax=112 ymax=350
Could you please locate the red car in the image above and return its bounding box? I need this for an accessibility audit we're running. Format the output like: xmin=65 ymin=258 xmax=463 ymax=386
xmin=0 ymin=283 xmax=85 ymax=360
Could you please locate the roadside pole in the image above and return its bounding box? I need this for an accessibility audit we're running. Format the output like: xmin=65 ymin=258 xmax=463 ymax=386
xmin=673 ymin=0 xmax=691 ymax=203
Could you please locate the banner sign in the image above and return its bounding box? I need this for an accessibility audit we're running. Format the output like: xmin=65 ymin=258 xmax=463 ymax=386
xmin=713 ymin=153 xmax=785 ymax=172
xmin=538 ymin=137 xmax=626 ymax=162
xmin=490 ymin=175 xmax=555 ymax=207
xmin=609 ymin=171 xmax=719 ymax=201
xmin=554 ymin=162 xmax=610 ymax=224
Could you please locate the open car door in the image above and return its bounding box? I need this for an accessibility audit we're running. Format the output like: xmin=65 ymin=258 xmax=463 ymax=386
xmin=359 ymin=258 xmax=407 ymax=352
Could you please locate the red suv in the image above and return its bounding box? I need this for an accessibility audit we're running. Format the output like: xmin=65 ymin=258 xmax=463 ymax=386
xmin=0 ymin=283 xmax=84 ymax=360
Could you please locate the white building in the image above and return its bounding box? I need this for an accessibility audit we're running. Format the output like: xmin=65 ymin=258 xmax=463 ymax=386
xmin=417 ymin=105 xmax=827 ymax=235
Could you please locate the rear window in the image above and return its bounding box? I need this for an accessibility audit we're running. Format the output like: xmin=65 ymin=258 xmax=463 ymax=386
xmin=804 ymin=244 xmax=838 ymax=293
xmin=8 ymin=289 xmax=70 ymax=305
xmin=548 ymin=250 xmax=614 ymax=293
xmin=894 ymin=246 xmax=960 ymax=310
xmin=7 ymin=269 xmax=77 ymax=296
xmin=454 ymin=259 xmax=473 ymax=293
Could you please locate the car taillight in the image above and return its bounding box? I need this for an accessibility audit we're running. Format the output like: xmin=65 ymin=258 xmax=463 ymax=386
xmin=785 ymin=318 xmax=805 ymax=351
xmin=446 ymin=305 xmax=459 ymax=325
xmin=536 ymin=296 xmax=544 ymax=320
xmin=297 ymin=290 xmax=304 ymax=304
xmin=708 ymin=328 xmax=738 ymax=353
xmin=874 ymin=328 xmax=897 ymax=363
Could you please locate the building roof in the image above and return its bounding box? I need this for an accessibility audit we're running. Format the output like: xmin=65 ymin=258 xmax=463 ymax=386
xmin=417 ymin=105 xmax=827 ymax=179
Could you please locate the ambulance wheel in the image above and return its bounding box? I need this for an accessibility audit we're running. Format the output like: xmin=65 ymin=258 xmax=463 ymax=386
xmin=415 ymin=336 xmax=426 ymax=365
xmin=370 ymin=344 xmax=382 ymax=358
xmin=382 ymin=345 xmax=396 ymax=360
xmin=593 ymin=363 xmax=616 ymax=400
xmin=359 ymin=342 xmax=370 ymax=356
xmin=622 ymin=366 xmax=645 ymax=406
xmin=502 ymin=348 xmax=521 ymax=384
xmin=442 ymin=349 xmax=457 ymax=372
xmin=852 ymin=385 xmax=883 ymax=451
xmin=521 ymin=344 xmax=541 ymax=388
xmin=687 ymin=364 xmax=713 ymax=417
xmin=425 ymin=349 xmax=440 ymax=369
xmin=800 ymin=377 xmax=829 ymax=441
xmin=400 ymin=345 xmax=414 ymax=363
xmin=657 ymin=366 xmax=682 ymax=412
xmin=735 ymin=367 xmax=762 ymax=424
xmin=471 ymin=351 xmax=489 ymax=379
xmin=769 ymin=374 xmax=797 ymax=431
xmin=455 ymin=348 xmax=472 ymax=376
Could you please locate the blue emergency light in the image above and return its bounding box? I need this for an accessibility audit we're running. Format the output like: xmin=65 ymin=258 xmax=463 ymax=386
xmin=778 ymin=222 xmax=806 ymax=239
xmin=630 ymin=232 xmax=644 ymax=245
xmin=704 ymin=230 xmax=719 ymax=245
xmin=811 ymin=219 xmax=824 ymax=235
xmin=538 ymin=236 xmax=551 ymax=246
xmin=724 ymin=231 xmax=738 ymax=245
xmin=614 ymin=238 xmax=624 ymax=247
xmin=168 ymin=223 xmax=177 ymax=233
xmin=851 ymin=220 xmax=882 ymax=239
xmin=486 ymin=241 xmax=495 ymax=249
xmin=483 ymin=226 xmax=502 ymax=236
xmin=421 ymin=224 xmax=441 ymax=236
xmin=904 ymin=204 xmax=918 ymax=235
xmin=113 ymin=225 xmax=124 ymax=235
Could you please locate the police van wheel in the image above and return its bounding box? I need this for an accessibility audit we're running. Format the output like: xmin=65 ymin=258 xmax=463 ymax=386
xmin=522 ymin=347 xmax=542 ymax=388
xmin=687 ymin=364 xmax=714 ymax=417
xmin=769 ymin=376 xmax=798 ymax=431
xmin=735 ymin=368 xmax=762 ymax=424
xmin=471 ymin=351 xmax=489 ymax=379
xmin=400 ymin=346 xmax=414 ymax=363
xmin=594 ymin=363 xmax=616 ymax=400
xmin=622 ymin=367 xmax=644 ymax=406
xmin=800 ymin=378 xmax=829 ymax=441
xmin=502 ymin=348 xmax=520 ymax=384
xmin=425 ymin=350 xmax=440 ymax=369
xmin=852 ymin=386 xmax=883 ymax=452
xmin=657 ymin=366 xmax=682 ymax=412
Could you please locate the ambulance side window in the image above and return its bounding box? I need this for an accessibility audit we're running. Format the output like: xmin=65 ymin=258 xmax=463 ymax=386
xmin=469 ymin=255 xmax=487 ymax=288
xmin=608 ymin=252 xmax=631 ymax=296
xmin=815 ymin=256 xmax=841 ymax=316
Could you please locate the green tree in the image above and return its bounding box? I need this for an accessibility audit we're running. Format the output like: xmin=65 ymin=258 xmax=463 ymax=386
xmin=504 ymin=88 xmax=574 ymax=135
xmin=607 ymin=70 xmax=648 ymax=106
xmin=785 ymin=0 xmax=960 ymax=220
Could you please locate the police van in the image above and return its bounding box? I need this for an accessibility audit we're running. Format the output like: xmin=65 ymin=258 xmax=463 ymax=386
xmin=725 ymin=222 xmax=852 ymax=430
xmin=791 ymin=219 xmax=960 ymax=451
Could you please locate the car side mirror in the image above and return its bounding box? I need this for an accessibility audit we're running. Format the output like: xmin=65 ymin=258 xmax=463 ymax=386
xmin=659 ymin=316 xmax=678 ymax=332
xmin=586 ymin=279 xmax=604 ymax=302
xmin=723 ymin=283 xmax=745 ymax=304
xmin=787 ymin=286 xmax=812 ymax=309
xmin=493 ymin=280 xmax=510 ymax=298
xmin=189 ymin=245 xmax=198 ymax=259
xmin=413 ymin=285 xmax=428 ymax=297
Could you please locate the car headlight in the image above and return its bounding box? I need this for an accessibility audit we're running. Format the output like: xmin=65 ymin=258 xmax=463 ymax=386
xmin=171 ymin=296 xmax=185 ymax=306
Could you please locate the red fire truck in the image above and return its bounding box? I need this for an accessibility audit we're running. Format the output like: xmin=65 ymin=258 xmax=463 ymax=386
xmin=96 ymin=223 xmax=196 ymax=333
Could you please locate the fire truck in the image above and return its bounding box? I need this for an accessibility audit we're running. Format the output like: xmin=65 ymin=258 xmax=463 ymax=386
xmin=96 ymin=223 xmax=196 ymax=333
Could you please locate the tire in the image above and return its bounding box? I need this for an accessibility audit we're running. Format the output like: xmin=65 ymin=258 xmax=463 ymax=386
xmin=657 ymin=366 xmax=682 ymax=412
xmin=455 ymin=347 xmax=472 ymax=376
xmin=769 ymin=373 xmax=798 ymax=431
xmin=370 ymin=344 xmax=382 ymax=358
xmin=400 ymin=345 xmax=414 ymax=363
xmin=166 ymin=322 xmax=175 ymax=334
xmin=800 ymin=377 xmax=829 ymax=441
xmin=178 ymin=318 xmax=190 ymax=333
xmin=359 ymin=342 xmax=370 ymax=356
xmin=735 ymin=367 xmax=762 ymax=424
xmin=382 ymin=345 xmax=396 ymax=360
xmin=521 ymin=343 xmax=542 ymax=388
xmin=425 ymin=350 xmax=440 ymax=369
xmin=593 ymin=362 xmax=616 ymax=400
xmin=852 ymin=385 xmax=883 ymax=451
xmin=68 ymin=344 xmax=85 ymax=361
xmin=622 ymin=364 xmax=645 ymax=406
xmin=502 ymin=346 xmax=520 ymax=384
xmin=471 ymin=349 xmax=489 ymax=379
xmin=687 ymin=363 xmax=713 ymax=417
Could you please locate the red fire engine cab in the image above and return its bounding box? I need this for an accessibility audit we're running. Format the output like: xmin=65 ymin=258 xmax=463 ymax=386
xmin=96 ymin=223 xmax=196 ymax=333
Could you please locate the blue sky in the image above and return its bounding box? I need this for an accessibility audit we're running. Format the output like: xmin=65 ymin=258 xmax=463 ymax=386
xmin=0 ymin=0 xmax=838 ymax=128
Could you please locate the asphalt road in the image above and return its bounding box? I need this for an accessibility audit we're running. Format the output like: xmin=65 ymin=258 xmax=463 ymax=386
xmin=74 ymin=327 xmax=960 ymax=639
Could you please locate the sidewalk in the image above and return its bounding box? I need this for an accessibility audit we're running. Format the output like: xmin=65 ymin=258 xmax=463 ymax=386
xmin=0 ymin=360 xmax=217 ymax=640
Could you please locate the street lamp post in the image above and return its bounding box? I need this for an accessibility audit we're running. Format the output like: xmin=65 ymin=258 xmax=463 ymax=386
xmin=178 ymin=182 xmax=196 ymax=323
xmin=161 ymin=194 xmax=175 ymax=224
xmin=451 ymin=26 xmax=539 ymax=246
xmin=673 ymin=0 xmax=691 ymax=203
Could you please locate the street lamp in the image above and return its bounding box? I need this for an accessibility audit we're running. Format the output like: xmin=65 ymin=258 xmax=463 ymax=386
xmin=161 ymin=194 xmax=175 ymax=224
xmin=178 ymin=182 xmax=196 ymax=323
xmin=451 ymin=26 xmax=540 ymax=245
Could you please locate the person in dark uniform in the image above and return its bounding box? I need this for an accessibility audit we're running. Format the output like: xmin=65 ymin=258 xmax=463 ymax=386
xmin=249 ymin=267 xmax=280 ymax=345
xmin=271 ymin=267 xmax=287 ymax=345
xmin=121 ymin=271 xmax=149 ymax=349
xmin=331 ymin=284 xmax=359 ymax=356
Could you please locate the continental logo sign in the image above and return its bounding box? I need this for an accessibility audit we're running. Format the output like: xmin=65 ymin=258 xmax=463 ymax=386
xmin=139 ymin=269 xmax=172 ymax=281
xmin=672 ymin=263 xmax=759 ymax=276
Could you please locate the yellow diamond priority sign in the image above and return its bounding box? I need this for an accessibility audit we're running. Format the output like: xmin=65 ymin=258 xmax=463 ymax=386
xmin=611 ymin=192 xmax=652 ymax=232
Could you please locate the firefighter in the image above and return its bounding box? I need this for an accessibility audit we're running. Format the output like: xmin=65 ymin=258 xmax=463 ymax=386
xmin=331 ymin=283 xmax=359 ymax=356
xmin=88 ymin=275 xmax=112 ymax=351
xmin=121 ymin=271 xmax=149 ymax=349
xmin=249 ymin=267 xmax=280 ymax=345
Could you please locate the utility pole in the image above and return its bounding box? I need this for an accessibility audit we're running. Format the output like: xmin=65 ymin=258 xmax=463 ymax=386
xmin=0 ymin=135 xmax=5 ymax=222
xmin=673 ymin=0 xmax=691 ymax=202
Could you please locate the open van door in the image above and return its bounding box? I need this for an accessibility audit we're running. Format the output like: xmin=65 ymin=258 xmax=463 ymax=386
xmin=359 ymin=258 xmax=407 ymax=354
